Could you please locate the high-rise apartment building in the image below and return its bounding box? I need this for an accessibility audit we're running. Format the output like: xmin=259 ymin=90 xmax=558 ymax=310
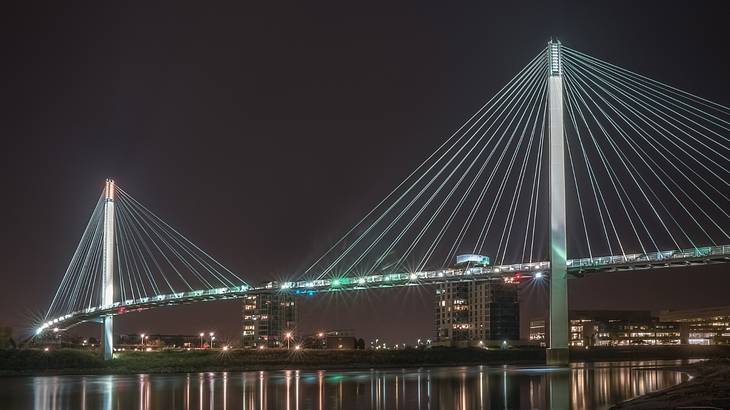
xmin=242 ymin=291 xmax=297 ymax=348
xmin=434 ymin=278 xmax=519 ymax=346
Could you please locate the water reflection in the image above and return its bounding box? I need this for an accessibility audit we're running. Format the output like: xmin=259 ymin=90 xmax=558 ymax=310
xmin=4 ymin=361 xmax=692 ymax=409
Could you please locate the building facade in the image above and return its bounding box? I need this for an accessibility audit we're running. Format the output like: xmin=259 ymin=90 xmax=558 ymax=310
xmin=569 ymin=311 xmax=682 ymax=347
xmin=530 ymin=310 xmax=682 ymax=347
xmin=434 ymin=278 xmax=519 ymax=346
xmin=242 ymin=291 xmax=297 ymax=348
xmin=531 ymin=307 xmax=730 ymax=347
xmin=658 ymin=306 xmax=730 ymax=345
xmin=529 ymin=319 xmax=546 ymax=346
xmin=301 ymin=329 xmax=358 ymax=349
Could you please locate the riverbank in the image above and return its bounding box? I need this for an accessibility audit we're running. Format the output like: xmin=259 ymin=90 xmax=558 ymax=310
xmin=0 ymin=347 xmax=542 ymax=376
xmin=1 ymin=345 xmax=729 ymax=376
xmin=611 ymin=358 xmax=730 ymax=409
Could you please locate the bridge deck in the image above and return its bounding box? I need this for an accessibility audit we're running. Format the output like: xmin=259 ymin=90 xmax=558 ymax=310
xmin=37 ymin=244 xmax=730 ymax=335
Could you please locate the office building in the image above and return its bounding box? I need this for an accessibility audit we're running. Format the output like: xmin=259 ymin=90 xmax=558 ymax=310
xmin=658 ymin=306 xmax=730 ymax=345
xmin=529 ymin=319 xmax=546 ymax=346
xmin=301 ymin=329 xmax=358 ymax=349
xmin=569 ymin=310 xmax=681 ymax=347
xmin=530 ymin=310 xmax=682 ymax=347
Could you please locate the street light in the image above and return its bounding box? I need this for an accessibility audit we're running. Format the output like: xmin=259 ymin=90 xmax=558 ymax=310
xmin=211 ymin=336 xmax=216 ymax=348
xmin=141 ymin=333 xmax=146 ymax=346
xmin=285 ymin=332 xmax=292 ymax=349
xmin=199 ymin=333 xmax=204 ymax=348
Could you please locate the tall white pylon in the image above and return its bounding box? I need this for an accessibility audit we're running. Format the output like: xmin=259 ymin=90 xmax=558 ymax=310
xmin=546 ymin=39 xmax=569 ymax=366
xmin=101 ymin=178 xmax=115 ymax=360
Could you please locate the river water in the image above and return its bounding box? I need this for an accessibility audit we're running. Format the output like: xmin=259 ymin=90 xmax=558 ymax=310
xmin=0 ymin=360 xmax=692 ymax=409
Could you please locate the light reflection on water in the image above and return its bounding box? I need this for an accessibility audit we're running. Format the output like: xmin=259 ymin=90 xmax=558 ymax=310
xmin=2 ymin=360 xmax=692 ymax=410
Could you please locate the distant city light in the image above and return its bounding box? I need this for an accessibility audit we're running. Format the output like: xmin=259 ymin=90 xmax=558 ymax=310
xmin=535 ymin=272 xmax=544 ymax=279
xmin=294 ymin=345 xmax=301 ymax=350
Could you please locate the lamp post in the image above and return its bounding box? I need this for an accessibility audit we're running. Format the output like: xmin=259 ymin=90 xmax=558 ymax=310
xmin=53 ymin=327 xmax=61 ymax=345
xmin=285 ymin=332 xmax=292 ymax=349
xmin=140 ymin=333 xmax=145 ymax=347
xmin=209 ymin=332 xmax=215 ymax=348
xmin=199 ymin=332 xmax=204 ymax=348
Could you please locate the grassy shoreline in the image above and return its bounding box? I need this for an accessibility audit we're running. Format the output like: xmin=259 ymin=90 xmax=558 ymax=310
xmin=2 ymin=345 xmax=729 ymax=377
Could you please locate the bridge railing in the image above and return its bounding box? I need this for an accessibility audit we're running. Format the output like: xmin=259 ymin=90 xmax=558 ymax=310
xmin=36 ymin=245 xmax=730 ymax=336
xmin=567 ymin=245 xmax=729 ymax=271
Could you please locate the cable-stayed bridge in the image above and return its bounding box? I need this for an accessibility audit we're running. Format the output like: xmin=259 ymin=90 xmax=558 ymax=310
xmin=35 ymin=40 xmax=730 ymax=365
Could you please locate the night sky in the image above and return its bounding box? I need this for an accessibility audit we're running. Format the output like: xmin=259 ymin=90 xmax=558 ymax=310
xmin=2 ymin=2 xmax=728 ymax=344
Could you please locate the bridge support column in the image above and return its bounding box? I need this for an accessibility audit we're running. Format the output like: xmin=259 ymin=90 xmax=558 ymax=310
xmin=546 ymin=40 xmax=569 ymax=366
xmin=101 ymin=179 xmax=116 ymax=360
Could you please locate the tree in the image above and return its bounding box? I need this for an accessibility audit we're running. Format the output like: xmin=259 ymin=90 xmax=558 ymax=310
xmin=0 ymin=326 xmax=12 ymax=349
